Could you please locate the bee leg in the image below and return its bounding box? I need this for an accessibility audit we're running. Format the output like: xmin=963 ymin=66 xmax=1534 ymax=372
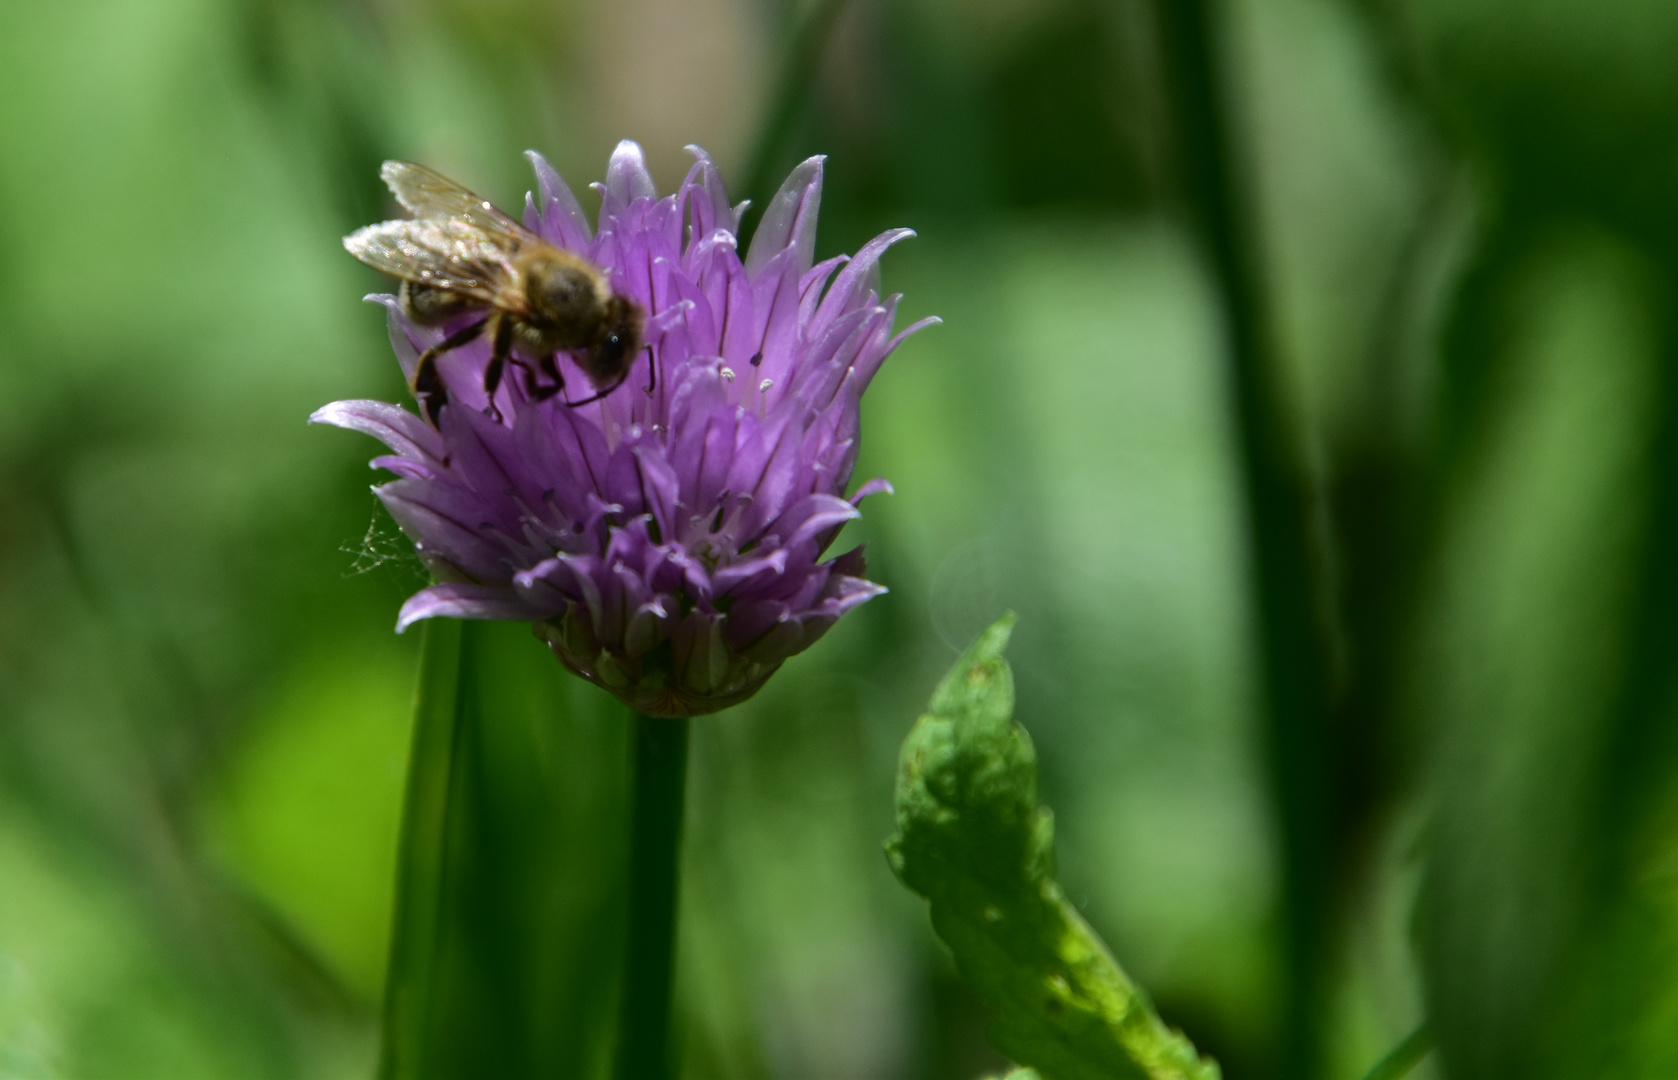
xmin=482 ymin=357 xmax=505 ymax=419
xmin=412 ymin=316 xmax=490 ymax=424
xmin=481 ymin=314 xmax=515 ymax=422
xmin=530 ymin=354 xmax=566 ymax=402
xmin=563 ymin=365 xmax=635 ymax=409
xmin=502 ymin=357 xmax=536 ymax=398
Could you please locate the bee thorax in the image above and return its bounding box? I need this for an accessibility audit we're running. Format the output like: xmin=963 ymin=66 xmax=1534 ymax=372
xmin=523 ymin=258 xmax=611 ymax=343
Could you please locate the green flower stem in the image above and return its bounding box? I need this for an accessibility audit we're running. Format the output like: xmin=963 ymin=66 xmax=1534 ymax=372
xmin=379 ymin=616 xmax=465 ymax=1080
xmin=614 ymin=713 xmax=691 ymax=1080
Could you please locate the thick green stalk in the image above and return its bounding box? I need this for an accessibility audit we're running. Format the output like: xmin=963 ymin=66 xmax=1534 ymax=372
xmin=378 ymin=617 xmax=465 ymax=1080
xmin=1154 ymin=1 xmax=1336 ymax=1076
xmin=613 ymin=714 xmax=691 ymax=1080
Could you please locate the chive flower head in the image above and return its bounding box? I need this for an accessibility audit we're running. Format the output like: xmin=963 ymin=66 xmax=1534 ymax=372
xmin=313 ymin=141 xmax=934 ymax=716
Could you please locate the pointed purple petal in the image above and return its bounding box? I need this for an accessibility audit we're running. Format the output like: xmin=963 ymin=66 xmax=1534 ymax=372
xmin=682 ymin=144 xmax=736 ymax=240
xmin=712 ymin=548 xmax=789 ymax=596
xmin=365 ymin=294 xmax=426 ymax=384
xmin=510 ymin=558 xmax=574 ymax=613
xmin=799 ymin=255 xmax=847 ymax=325
xmin=746 ymin=155 xmax=824 ymax=276
xmin=525 ymin=149 xmax=593 ymax=247
xmin=849 ymin=477 xmax=893 ymax=504
xmin=880 ymin=315 xmax=942 ymax=364
xmin=817 ymin=574 xmax=888 ymax=615
xmin=778 ymin=494 xmax=861 ymax=552
xmin=370 ymin=455 xmax=437 ymax=481
xmin=377 ymin=486 xmax=510 ymax=583
xmin=311 ymin=399 xmax=444 ymax=462
xmin=815 ymin=228 xmax=915 ymax=327
xmin=631 ymin=442 xmax=682 ymax=542
xmin=606 ymin=139 xmax=657 ymax=205
xmin=396 ymin=583 xmax=541 ymax=632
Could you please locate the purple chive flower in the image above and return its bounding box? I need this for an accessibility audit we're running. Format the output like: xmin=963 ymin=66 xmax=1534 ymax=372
xmin=312 ymin=141 xmax=936 ymax=717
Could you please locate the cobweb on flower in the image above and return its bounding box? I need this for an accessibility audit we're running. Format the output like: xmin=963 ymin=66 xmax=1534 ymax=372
xmin=341 ymin=499 xmax=427 ymax=588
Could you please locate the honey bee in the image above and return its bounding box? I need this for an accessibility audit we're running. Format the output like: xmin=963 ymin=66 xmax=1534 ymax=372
xmin=344 ymin=160 xmax=646 ymax=422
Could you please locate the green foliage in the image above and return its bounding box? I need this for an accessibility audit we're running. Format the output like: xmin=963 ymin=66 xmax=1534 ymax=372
xmin=379 ymin=616 xmax=463 ymax=1078
xmin=1353 ymin=1026 xmax=1431 ymax=1080
xmin=398 ymin=620 xmax=629 ymax=1080
xmin=201 ymin=642 xmax=415 ymax=1004
xmin=887 ymin=615 xmax=1220 ymax=1080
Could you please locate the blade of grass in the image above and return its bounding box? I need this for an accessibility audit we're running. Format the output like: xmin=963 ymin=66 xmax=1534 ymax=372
xmin=1354 ymin=1026 xmax=1431 ymax=1080
xmin=378 ymin=616 xmax=464 ymax=1080
xmin=737 ymin=0 xmax=849 ymax=216
xmin=1153 ymin=2 xmax=1337 ymax=1077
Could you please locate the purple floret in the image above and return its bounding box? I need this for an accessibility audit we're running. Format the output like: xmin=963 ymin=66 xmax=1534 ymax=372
xmin=313 ymin=141 xmax=936 ymax=716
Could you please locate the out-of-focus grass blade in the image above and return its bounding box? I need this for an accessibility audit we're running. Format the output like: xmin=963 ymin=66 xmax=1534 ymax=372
xmin=737 ymin=0 xmax=848 ymax=215
xmin=1415 ymin=232 xmax=1665 ymax=1079
xmin=1353 ymin=1026 xmax=1430 ymax=1080
xmin=886 ymin=614 xmax=1219 ymax=1080
xmin=378 ymin=616 xmax=464 ymax=1080
xmin=1153 ymin=2 xmax=1339 ymax=1074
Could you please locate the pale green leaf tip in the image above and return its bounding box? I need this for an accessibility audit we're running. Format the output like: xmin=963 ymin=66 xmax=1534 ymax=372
xmin=946 ymin=610 xmax=1006 ymax=687
xmin=926 ymin=610 xmax=1017 ymax=716
xmin=886 ymin=611 xmax=1220 ymax=1080
xmin=967 ymin=609 xmax=1018 ymax=662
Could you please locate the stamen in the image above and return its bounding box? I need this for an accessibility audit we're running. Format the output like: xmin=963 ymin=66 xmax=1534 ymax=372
xmin=759 ymin=379 xmax=773 ymax=393
xmin=719 ymin=366 xmax=735 ymax=382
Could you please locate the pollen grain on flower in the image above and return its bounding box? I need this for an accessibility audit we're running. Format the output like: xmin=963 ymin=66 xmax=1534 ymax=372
xmin=312 ymin=140 xmax=937 ymax=717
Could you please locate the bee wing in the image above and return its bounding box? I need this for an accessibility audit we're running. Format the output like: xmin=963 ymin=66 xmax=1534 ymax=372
xmin=344 ymin=217 xmax=528 ymax=311
xmin=380 ymin=160 xmax=531 ymax=242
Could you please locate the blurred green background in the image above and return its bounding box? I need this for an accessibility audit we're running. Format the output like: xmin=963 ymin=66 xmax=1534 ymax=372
xmin=4 ymin=0 xmax=1678 ymax=1077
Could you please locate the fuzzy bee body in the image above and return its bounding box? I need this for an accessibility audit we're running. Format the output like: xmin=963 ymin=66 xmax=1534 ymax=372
xmin=345 ymin=161 xmax=646 ymax=422
xmin=397 ymin=279 xmax=477 ymax=326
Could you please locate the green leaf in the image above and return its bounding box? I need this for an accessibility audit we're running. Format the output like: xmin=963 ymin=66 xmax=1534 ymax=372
xmin=379 ymin=615 xmax=463 ymax=1080
xmin=886 ymin=614 xmax=1220 ymax=1080
xmin=381 ymin=618 xmax=629 ymax=1079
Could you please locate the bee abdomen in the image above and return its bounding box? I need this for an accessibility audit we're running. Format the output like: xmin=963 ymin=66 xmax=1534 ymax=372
xmin=400 ymin=279 xmax=480 ymax=326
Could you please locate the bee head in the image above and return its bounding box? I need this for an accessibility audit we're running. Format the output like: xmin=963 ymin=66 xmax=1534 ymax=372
xmin=586 ymin=295 xmax=645 ymax=382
